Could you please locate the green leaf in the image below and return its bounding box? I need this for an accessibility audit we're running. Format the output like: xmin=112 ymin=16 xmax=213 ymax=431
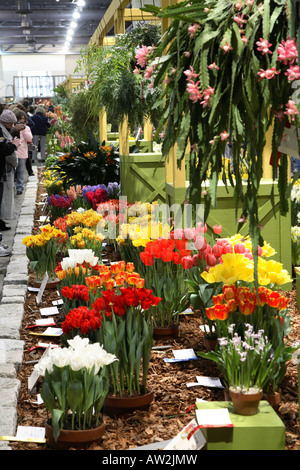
xmin=52 ymin=409 xmax=64 ymax=443
xmin=67 ymin=380 xmax=84 ymax=413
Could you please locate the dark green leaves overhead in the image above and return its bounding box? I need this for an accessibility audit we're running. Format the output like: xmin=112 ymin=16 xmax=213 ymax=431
xmin=143 ymin=0 xmax=299 ymax=262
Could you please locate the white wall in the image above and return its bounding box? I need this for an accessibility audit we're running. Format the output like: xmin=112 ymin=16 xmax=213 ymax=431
xmin=0 ymin=53 xmax=81 ymax=98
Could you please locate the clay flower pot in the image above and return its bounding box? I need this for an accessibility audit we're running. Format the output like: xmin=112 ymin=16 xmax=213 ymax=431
xmin=45 ymin=420 xmax=106 ymax=450
xmin=229 ymin=387 xmax=263 ymax=416
xmin=263 ymin=390 xmax=282 ymax=409
xmin=153 ymin=324 xmax=179 ymax=339
xmin=203 ymin=335 xmax=218 ymax=351
xmin=32 ymin=277 xmax=60 ymax=290
xmin=104 ymin=390 xmax=154 ymax=416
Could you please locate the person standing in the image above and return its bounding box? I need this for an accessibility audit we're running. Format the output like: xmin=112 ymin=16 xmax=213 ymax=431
xmin=0 ymin=110 xmax=25 ymax=256
xmin=31 ymin=106 xmax=50 ymax=162
xmin=14 ymin=109 xmax=33 ymax=195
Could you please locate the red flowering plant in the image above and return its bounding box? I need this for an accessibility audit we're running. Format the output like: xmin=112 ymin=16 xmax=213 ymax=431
xmin=60 ymin=284 xmax=90 ymax=316
xmin=139 ymin=235 xmax=192 ymax=328
xmin=61 ymin=306 xmax=102 ymax=346
xmin=198 ymin=284 xmax=297 ymax=396
xmin=91 ymin=286 xmax=161 ymax=396
xmin=47 ymin=194 xmax=73 ymax=223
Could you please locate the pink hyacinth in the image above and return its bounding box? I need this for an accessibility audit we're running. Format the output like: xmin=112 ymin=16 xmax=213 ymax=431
xmin=186 ymin=80 xmax=202 ymax=103
xmin=257 ymin=66 xmax=280 ymax=81
xmin=135 ymin=45 xmax=153 ymax=68
xmin=188 ymin=23 xmax=199 ymax=38
xmin=256 ymin=38 xmax=272 ymax=55
xmin=277 ymin=36 xmax=298 ymax=65
xmin=285 ymin=65 xmax=300 ymax=81
xmin=283 ymin=100 xmax=299 ymax=121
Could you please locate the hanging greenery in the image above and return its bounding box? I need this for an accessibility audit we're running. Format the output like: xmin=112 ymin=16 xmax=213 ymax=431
xmin=68 ymin=89 xmax=99 ymax=142
xmin=75 ymin=24 xmax=163 ymax=132
xmin=141 ymin=0 xmax=300 ymax=274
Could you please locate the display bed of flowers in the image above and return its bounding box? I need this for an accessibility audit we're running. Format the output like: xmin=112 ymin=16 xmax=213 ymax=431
xmin=10 ymin=166 xmax=299 ymax=450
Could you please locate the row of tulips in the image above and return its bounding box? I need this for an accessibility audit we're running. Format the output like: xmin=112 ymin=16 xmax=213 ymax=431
xmin=24 ymin=196 xmax=296 ymax=434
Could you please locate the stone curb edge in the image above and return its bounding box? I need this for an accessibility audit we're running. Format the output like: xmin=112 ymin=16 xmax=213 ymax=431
xmin=0 ymin=177 xmax=38 ymax=449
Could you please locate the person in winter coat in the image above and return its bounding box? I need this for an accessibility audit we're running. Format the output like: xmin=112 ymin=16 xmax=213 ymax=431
xmin=0 ymin=110 xmax=24 ymax=237
xmin=14 ymin=110 xmax=33 ymax=195
xmin=31 ymin=106 xmax=50 ymax=162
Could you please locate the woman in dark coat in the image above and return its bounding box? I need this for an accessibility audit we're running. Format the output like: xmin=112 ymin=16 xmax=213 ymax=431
xmin=31 ymin=106 xmax=50 ymax=162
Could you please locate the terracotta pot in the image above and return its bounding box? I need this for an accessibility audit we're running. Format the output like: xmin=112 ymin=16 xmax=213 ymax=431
xmin=153 ymin=324 xmax=179 ymax=339
xmin=32 ymin=278 xmax=60 ymax=290
xmin=45 ymin=420 xmax=106 ymax=450
xmin=104 ymin=390 xmax=154 ymax=416
xmin=263 ymin=390 xmax=281 ymax=409
xmin=203 ymin=336 xmax=218 ymax=351
xmin=229 ymin=387 xmax=262 ymax=416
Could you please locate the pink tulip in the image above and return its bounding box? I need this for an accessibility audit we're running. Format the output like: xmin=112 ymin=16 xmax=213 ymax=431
xmin=234 ymin=243 xmax=246 ymax=254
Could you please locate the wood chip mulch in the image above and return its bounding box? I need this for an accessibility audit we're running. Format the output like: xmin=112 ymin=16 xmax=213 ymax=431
xmin=8 ymin=169 xmax=300 ymax=451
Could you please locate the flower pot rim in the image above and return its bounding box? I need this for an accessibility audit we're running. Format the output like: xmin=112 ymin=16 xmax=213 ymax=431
xmin=229 ymin=386 xmax=263 ymax=396
xmin=45 ymin=419 xmax=106 ymax=449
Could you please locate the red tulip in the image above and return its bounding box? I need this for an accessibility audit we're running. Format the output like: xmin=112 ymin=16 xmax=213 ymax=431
xmin=213 ymin=225 xmax=222 ymax=234
xmin=206 ymin=254 xmax=217 ymax=266
xmin=181 ymin=256 xmax=194 ymax=269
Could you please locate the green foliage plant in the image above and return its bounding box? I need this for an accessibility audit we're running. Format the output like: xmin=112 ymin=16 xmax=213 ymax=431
xmin=142 ymin=0 xmax=300 ymax=279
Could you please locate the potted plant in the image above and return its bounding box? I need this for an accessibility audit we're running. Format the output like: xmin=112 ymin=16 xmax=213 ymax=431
xmin=22 ymin=225 xmax=67 ymax=286
xmin=90 ymin=286 xmax=161 ymax=415
xmin=198 ymin=323 xmax=284 ymax=416
xmin=51 ymin=134 xmax=120 ymax=188
xmin=46 ymin=194 xmax=73 ymax=223
xmin=139 ymin=236 xmax=191 ymax=337
xmin=75 ymin=23 xmax=162 ymax=132
xmin=34 ymin=336 xmax=117 ymax=449
xmin=142 ymin=0 xmax=300 ymax=281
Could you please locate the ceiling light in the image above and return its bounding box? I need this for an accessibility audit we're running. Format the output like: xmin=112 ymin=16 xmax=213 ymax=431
xmin=70 ymin=21 xmax=77 ymax=29
xmin=73 ymin=11 xmax=80 ymax=19
xmin=67 ymin=28 xmax=75 ymax=36
xmin=66 ymin=34 xmax=73 ymax=42
xmin=77 ymin=0 xmax=85 ymax=7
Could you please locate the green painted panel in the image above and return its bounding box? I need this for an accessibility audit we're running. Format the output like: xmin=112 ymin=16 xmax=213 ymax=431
xmin=165 ymin=180 xmax=292 ymax=286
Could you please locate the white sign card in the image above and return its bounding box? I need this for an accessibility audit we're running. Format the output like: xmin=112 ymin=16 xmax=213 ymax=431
xmin=40 ymin=306 xmax=59 ymax=316
xmin=164 ymin=348 xmax=198 ymax=363
xmin=195 ymin=408 xmax=233 ymax=428
xmin=164 ymin=419 xmax=206 ymax=450
xmin=16 ymin=426 xmax=45 ymax=440
xmin=36 ymin=272 xmax=49 ymax=306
